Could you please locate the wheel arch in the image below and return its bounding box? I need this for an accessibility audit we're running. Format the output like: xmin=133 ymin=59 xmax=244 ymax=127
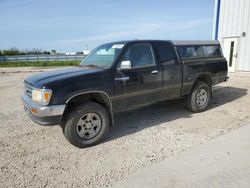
xmin=196 ymin=74 xmax=212 ymax=87
xmin=185 ymin=74 xmax=212 ymax=112
xmin=190 ymin=74 xmax=212 ymax=97
xmin=64 ymin=91 xmax=114 ymax=126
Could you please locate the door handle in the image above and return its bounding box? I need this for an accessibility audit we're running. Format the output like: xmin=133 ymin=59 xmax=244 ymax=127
xmin=151 ymin=70 xmax=158 ymax=74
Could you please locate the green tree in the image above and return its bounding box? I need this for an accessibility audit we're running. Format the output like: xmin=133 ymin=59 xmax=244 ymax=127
xmin=51 ymin=49 xmax=56 ymax=54
xmin=3 ymin=47 xmax=21 ymax=55
xmin=43 ymin=50 xmax=50 ymax=55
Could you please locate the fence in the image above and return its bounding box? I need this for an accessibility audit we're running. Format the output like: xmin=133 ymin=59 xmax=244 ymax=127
xmin=0 ymin=54 xmax=87 ymax=63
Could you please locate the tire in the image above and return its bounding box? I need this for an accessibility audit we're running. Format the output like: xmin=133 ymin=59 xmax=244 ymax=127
xmin=185 ymin=80 xmax=211 ymax=112
xmin=63 ymin=102 xmax=110 ymax=148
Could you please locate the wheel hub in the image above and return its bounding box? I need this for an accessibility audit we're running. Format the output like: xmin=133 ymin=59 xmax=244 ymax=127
xmin=196 ymin=88 xmax=208 ymax=107
xmin=85 ymin=122 xmax=92 ymax=129
xmin=76 ymin=113 xmax=102 ymax=139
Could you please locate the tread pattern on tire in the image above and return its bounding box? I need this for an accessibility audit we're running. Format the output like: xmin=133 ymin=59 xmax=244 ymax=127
xmin=63 ymin=102 xmax=109 ymax=148
xmin=185 ymin=80 xmax=211 ymax=113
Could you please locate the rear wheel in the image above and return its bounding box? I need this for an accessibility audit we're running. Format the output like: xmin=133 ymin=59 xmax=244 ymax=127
xmin=63 ymin=102 xmax=109 ymax=148
xmin=185 ymin=80 xmax=211 ymax=112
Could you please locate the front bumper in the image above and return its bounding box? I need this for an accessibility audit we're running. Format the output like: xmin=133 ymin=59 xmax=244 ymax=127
xmin=21 ymin=94 xmax=65 ymax=126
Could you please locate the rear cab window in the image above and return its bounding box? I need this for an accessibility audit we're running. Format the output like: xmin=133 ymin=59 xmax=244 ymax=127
xmin=154 ymin=41 xmax=177 ymax=65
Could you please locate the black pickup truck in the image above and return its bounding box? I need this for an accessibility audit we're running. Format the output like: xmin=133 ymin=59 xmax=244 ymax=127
xmin=22 ymin=40 xmax=228 ymax=148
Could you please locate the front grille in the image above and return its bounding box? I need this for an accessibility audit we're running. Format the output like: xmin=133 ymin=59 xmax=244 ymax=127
xmin=24 ymin=83 xmax=33 ymax=98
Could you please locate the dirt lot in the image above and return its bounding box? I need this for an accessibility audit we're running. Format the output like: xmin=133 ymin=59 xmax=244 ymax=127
xmin=0 ymin=67 xmax=249 ymax=187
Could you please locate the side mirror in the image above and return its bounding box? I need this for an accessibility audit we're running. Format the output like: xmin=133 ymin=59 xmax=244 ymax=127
xmin=120 ymin=60 xmax=132 ymax=70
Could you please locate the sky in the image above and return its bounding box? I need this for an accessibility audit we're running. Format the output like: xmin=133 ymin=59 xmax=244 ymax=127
xmin=0 ymin=0 xmax=215 ymax=52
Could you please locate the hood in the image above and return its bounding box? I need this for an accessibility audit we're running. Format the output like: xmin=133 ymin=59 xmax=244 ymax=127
xmin=24 ymin=67 xmax=101 ymax=88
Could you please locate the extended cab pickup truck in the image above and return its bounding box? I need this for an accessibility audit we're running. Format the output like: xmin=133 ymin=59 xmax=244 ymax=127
xmin=22 ymin=40 xmax=228 ymax=148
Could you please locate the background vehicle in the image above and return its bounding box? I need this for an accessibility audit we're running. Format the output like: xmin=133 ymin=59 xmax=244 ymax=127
xmin=22 ymin=40 xmax=228 ymax=148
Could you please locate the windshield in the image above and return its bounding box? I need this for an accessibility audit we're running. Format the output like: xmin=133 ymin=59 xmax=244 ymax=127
xmin=80 ymin=43 xmax=125 ymax=68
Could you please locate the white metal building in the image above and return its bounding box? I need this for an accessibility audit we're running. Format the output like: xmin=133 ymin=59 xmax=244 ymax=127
xmin=213 ymin=0 xmax=250 ymax=72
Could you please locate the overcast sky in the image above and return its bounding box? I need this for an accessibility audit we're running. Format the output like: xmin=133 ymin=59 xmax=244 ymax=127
xmin=0 ymin=0 xmax=215 ymax=52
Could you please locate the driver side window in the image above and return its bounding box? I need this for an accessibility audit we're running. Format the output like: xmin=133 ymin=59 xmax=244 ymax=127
xmin=121 ymin=43 xmax=156 ymax=68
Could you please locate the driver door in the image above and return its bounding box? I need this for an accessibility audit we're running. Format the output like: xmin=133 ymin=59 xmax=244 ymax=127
xmin=113 ymin=42 xmax=162 ymax=112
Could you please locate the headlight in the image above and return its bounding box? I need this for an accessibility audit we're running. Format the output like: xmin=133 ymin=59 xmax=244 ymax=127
xmin=32 ymin=88 xmax=52 ymax=105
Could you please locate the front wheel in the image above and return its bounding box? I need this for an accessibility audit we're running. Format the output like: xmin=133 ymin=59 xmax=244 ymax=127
xmin=63 ymin=102 xmax=110 ymax=148
xmin=185 ymin=80 xmax=211 ymax=112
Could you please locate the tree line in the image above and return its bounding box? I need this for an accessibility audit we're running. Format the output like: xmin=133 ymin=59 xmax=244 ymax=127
xmin=0 ymin=48 xmax=55 ymax=56
xmin=0 ymin=48 xmax=85 ymax=56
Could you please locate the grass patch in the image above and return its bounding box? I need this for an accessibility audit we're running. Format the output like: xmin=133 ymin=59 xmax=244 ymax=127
xmin=0 ymin=61 xmax=80 ymax=67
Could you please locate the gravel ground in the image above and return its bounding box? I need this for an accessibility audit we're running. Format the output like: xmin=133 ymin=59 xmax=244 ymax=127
xmin=0 ymin=67 xmax=249 ymax=188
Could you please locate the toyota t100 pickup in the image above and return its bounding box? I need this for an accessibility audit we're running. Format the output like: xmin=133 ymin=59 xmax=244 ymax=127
xmin=22 ymin=40 xmax=228 ymax=148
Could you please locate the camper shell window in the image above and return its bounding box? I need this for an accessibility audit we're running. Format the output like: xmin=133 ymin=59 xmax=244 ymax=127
xmin=176 ymin=45 xmax=222 ymax=59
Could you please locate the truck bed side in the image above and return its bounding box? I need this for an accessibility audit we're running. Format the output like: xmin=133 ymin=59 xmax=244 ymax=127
xmin=180 ymin=57 xmax=228 ymax=96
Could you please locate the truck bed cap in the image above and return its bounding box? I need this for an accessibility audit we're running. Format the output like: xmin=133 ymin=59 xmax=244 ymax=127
xmin=172 ymin=40 xmax=220 ymax=46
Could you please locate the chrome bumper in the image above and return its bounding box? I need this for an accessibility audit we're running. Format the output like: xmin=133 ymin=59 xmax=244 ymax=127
xmin=21 ymin=94 xmax=65 ymax=125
